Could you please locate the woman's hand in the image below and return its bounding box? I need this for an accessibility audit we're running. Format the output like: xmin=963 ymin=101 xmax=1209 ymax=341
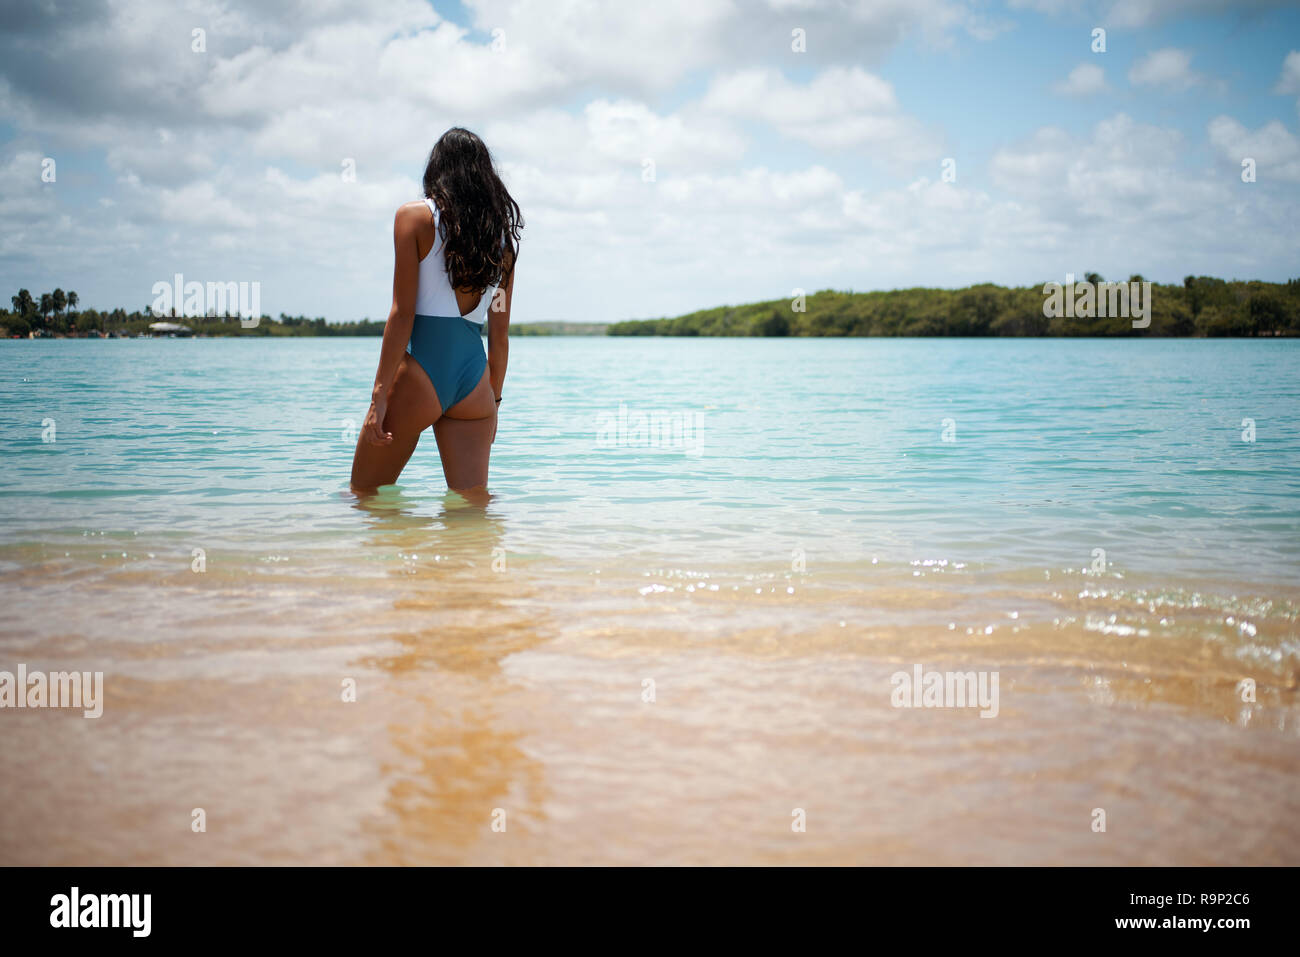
xmin=361 ymin=397 xmax=392 ymax=446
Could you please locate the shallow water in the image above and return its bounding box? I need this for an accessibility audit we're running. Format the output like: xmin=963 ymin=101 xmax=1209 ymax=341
xmin=1 ymin=337 xmax=1297 ymax=864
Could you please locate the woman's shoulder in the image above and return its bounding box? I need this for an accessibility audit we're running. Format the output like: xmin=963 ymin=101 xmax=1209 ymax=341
xmin=393 ymin=200 xmax=436 ymax=242
xmin=395 ymin=199 xmax=432 ymax=222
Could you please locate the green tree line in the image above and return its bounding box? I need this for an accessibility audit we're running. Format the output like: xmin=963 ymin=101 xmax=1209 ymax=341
xmin=9 ymin=276 xmax=1299 ymax=339
xmin=608 ymin=276 xmax=1300 ymax=337
xmin=2 ymin=288 xmax=589 ymax=338
xmin=5 ymin=287 xmax=80 ymax=335
xmin=1 ymin=288 xmax=390 ymax=337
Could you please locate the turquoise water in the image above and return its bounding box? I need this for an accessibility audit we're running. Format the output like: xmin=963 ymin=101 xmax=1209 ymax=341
xmin=2 ymin=337 xmax=1298 ymax=580
xmin=2 ymin=336 xmax=1299 ymax=865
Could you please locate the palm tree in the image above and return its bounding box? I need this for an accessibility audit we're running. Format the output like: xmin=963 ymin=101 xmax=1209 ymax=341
xmin=66 ymin=291 xmax=80 ymax=334
xmin=51 ymin=288 xmax=67 ymax=332
xmin=39 ymin=293 xmax=53 ymax=328
xmin=11 ymin=289 xmax=35 ymax=317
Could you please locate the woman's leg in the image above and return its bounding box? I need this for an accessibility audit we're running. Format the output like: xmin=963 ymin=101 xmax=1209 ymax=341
xmin=350 ymin=354 xmax=442 ymax=493
xmin=434 ymin=369 xmax=497 ymax=491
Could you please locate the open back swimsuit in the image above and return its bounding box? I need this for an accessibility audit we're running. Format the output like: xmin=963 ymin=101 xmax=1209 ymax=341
xmin=406 ymin=197 xmax=501 ymax=411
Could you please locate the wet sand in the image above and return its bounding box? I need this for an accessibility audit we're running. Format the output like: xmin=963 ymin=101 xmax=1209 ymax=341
xmin=2 ymin=525 xmax=1296 ymax=865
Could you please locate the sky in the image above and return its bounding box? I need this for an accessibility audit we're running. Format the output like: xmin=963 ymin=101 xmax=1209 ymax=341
xmin=2 ymin=0 xmax=1299 ymax=324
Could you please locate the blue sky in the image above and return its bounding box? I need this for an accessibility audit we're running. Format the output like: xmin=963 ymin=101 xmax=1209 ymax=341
xmin=2 ymin=0 xmax=1298 ymax=323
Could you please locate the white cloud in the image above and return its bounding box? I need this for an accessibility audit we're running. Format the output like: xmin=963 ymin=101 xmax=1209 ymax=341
xmin=700 ymin=67 xmax=942 ymax=168
xmin=1275 ymin=50 xmax=1300 ymax=94
xmin=991 ymin=114 xmax=1201 ymax=223
xmin=465 ymin=0 xmax=1006 ymax=77
xmin=982 ymin=112 xmax=1296 ymax=278
xmin=582 ymin=100 xmax=746 ymax=169
xmin=1275 ymin=50 xmax=1300 ymax=120
xmin=1054 ymin=63 xmax=1109 ymax=96
xmin=1207 ymin=116 xmax=1300 ymax=182
xmin=1128 ymin=48 xmax=1200 ymax=90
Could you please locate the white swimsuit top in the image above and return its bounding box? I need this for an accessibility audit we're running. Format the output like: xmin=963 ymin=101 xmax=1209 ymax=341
xmin=415 ymin=197 xmax=500 ymax=325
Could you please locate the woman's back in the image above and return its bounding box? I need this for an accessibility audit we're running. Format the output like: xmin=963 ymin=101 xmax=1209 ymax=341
xmin=414 ymin=197 xmax=497 ymax=323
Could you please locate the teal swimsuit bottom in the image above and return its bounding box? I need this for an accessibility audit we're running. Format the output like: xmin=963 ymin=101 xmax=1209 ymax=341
xmin=406 ymin=314 xmax=487 ymax=412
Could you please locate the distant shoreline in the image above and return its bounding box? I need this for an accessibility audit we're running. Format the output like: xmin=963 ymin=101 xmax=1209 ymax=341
xmin=1 ymin=317 xmax=609 ymax=339
xmin=6 ymin=275 xmax=1298 ymax=338
xmin=610 ymin=276 xmax=1300 ymax=338
xmin=5 ymin=333 xmax=1296 ymax=341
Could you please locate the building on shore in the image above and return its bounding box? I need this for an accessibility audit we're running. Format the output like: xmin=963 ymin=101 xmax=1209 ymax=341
xmin=147 ymin=321 xmax=193 ymax=337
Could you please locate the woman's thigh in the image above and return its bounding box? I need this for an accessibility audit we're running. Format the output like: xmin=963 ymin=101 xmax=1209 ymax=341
xmin=433 ymin=370 xmax=496 ymax=491
xmin=350 ymin=355 xmax=441 ymax=492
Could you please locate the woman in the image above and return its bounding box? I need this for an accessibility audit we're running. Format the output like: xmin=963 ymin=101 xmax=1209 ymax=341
xmin=350 ymin=128 xmax=522 ymax=494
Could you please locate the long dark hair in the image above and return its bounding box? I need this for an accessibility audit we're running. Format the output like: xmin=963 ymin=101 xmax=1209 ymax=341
xmin=422 ymin=128 xmax=522 ymax=292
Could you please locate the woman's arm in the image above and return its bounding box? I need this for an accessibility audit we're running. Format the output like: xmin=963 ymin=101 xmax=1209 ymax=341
xmin=360 ymin=205 xmax=422 ymax=446
xmin=486 ymin=249 xmax=517 ymax=400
